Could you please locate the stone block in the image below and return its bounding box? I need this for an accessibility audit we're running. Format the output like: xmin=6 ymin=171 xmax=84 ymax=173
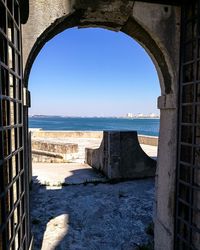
xmin=86 ymin=131 xmax=156 ymax=179
xmin=32 ymin=139 xmax=78 ymax=163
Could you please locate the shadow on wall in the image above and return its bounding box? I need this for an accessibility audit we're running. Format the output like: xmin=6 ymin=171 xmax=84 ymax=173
xmin=31 ymin=170 xmax=155 ymax=250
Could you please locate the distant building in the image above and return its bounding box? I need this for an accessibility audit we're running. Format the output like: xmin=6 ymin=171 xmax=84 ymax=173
xmin=149 ymin=113 xmax=160 ymax=118
xmin=126 ymin=113 xmax=133 ymax=118
xmin=137 ymin=113 xmax=144 ymax=118
xmin=125 ymin=112 xmax=160 ymax=118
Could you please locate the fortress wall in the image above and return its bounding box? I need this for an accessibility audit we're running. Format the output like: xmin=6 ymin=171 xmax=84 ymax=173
xmin=30 ymin=129 xmax=158 ymax=146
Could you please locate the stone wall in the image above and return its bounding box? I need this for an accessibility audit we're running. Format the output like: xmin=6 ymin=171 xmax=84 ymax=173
xmin=86 ymin=131 xmax=156 ymax=180
xmin=32 ymin=139 xmax=78 ymax=163
xmin=31 ymin=130 xmax=158 ymax=165
xmin=138 ymin=135 xmax=158 ymax=146
xmin=30 ymin=130 xmax=158 ymax=146
xmin=31 ymin=130 xmax=103 ymax=139
xmin=22 ymin=1 xmax=181 ymax=249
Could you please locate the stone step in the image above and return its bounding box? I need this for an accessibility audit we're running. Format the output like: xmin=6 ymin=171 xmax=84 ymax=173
xmin=32 ymin=150 xmax=65 ymax=163
xmin=32 ymin=149 xmax=63 ymax=159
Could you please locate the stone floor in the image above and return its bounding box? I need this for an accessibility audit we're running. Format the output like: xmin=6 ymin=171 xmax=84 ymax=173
xmin=140 ymin=144 xmax=157 ymax=160
xmin=30 ymin=143 xmax=157 ymax=250
xmin=31 ymin=179 xmax=154 ymax=250
xmin=32 ymin=163 xmax=107 ymax=185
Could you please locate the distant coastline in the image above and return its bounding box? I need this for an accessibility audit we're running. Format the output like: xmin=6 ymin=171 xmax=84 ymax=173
xmin=29 ymin=116 xmax=160 ymax=136
xmin=29 ymin=114 xmax=160 ymax=119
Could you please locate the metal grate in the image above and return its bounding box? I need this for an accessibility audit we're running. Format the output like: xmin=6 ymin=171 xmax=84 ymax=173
xmin=175 ymin=1 xmax=200 ymax=249
xmin=0 ymin=0 xmax=29 ymax=249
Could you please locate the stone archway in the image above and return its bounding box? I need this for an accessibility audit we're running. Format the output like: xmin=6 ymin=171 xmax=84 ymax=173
xmin=22 ymin=1 xmax=181 ymax=249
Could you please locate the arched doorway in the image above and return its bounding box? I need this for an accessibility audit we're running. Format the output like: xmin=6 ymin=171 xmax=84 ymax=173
xmin=27 ymin=27 xmax=160 ymax=248
xmin=22 ymin=2 xmax=180 ymax=249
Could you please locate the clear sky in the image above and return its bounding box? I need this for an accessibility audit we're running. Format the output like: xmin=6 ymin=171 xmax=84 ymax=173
xmin=29 ymin=27 xmax=160 ymax=117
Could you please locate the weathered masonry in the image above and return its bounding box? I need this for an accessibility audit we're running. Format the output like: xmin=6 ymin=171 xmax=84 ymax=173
xmin=0 ymin=0 xmax=200 ymax=250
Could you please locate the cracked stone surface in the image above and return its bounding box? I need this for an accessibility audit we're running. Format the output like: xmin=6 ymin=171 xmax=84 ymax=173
xmin=30 ymin=179 xmax=154 ymax=250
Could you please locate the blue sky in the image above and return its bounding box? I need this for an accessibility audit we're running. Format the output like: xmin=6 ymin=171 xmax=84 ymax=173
xmin=29 ymin=27 xmax=160 ymax=117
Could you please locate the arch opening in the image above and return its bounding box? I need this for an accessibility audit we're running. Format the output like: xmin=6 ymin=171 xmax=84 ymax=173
xmin=22 ymin=4 xmax=179 ymax=249
xmin=23 ymin=13 xmax=172 ymax=96
xmin=28 ymin=26 xmax=161 ymax=249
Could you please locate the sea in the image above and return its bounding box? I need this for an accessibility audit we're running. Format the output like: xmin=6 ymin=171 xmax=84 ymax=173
xmin=29 ymin=116 xmax=160 ymax=136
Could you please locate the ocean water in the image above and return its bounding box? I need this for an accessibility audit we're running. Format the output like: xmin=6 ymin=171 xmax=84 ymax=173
xmin=29 ymin=117 xmax=160 ymax=136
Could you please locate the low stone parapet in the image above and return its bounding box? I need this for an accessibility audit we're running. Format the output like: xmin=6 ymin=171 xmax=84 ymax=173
xmin=138 ymin=135 xmax=158 ymax=146
xmin=30 ymin=129 xmax=158 ymax=146
xmin=85 ymin=131 xmax=156 ymax=180
xmin=31 ymin=130 xmax=103 ymax=139
xmin=32 ymin=139 xmax=78 ymax=163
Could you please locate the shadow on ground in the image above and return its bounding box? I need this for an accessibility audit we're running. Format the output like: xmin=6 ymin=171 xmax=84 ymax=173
xmin=30 ymin=169 xmax=155 ymax=250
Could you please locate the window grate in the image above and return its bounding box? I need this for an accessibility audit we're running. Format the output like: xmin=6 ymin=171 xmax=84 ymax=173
xmin=0 ymin=1 xmax=30 ymax=249
xmin=175 ymin=1 xmax=200 ymax=249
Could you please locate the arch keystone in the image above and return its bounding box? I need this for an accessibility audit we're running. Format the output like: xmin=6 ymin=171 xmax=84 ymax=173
xmin=72 ymin=0 xmax=135 ymax=30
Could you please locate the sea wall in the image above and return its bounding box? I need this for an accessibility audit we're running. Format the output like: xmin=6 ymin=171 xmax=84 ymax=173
xmin=30 ymin=130 xmax=103 ymax=139
xmin=30 ymin=129 xmax=158 ymax=146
